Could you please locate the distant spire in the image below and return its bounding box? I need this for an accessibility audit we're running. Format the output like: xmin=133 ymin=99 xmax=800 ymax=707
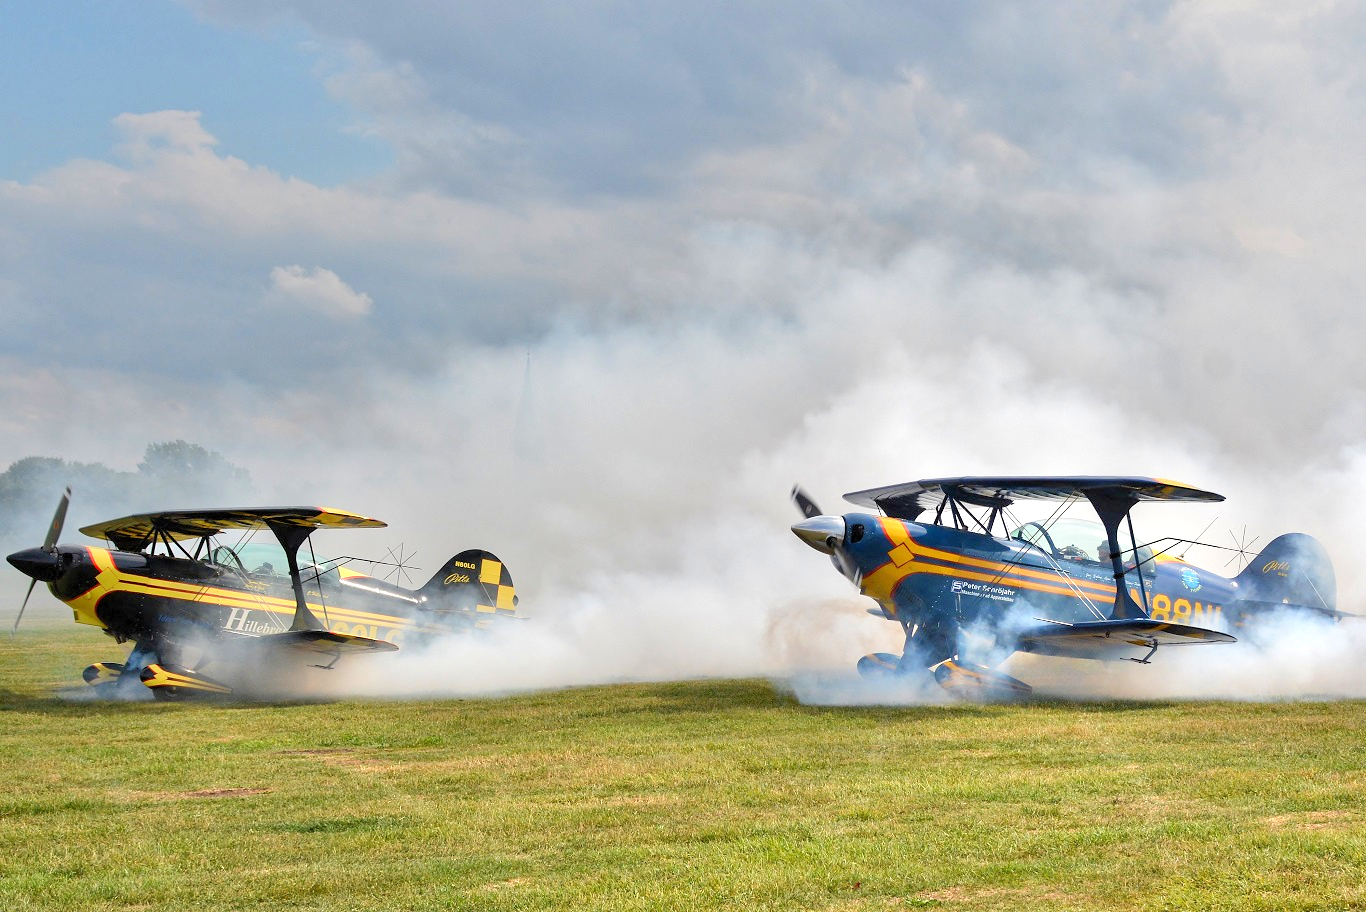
xmin=514 ymin=348 xmax=540 ymax=460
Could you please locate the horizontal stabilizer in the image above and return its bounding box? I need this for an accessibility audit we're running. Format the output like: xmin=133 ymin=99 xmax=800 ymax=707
xmin=1234 ymin=599 xmax=1358 ymax=622
xmin=256 ymin=629 xmax=399 ymax=655
xmin=141 ymin=663 xmax=233 ymax=696
xmin=933 ymin=659 xmax=1033 ymax=699
xmin=1015 ymin=618 xmax=1235 ymax=660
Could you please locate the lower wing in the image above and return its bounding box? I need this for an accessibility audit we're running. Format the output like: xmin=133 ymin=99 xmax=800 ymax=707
xmin=254 ymin=629 xmax=400 ymax=655
xmin=1014 ymin=618 xmax=1235 ymax=660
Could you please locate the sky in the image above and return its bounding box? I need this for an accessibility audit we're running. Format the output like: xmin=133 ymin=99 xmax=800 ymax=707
xmin=4 ymin=1 xmax=1366 ymax=689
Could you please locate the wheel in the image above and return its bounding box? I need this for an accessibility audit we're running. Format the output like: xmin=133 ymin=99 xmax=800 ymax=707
xmin=856 ymin=653 xmax=903 ymax=677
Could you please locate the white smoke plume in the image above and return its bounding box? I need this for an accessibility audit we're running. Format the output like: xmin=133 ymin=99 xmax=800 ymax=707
xmin=6 ymin=4 xmax=1366 ymax=704
xmin=1011 ymin=611 xmax=1366 ymax=702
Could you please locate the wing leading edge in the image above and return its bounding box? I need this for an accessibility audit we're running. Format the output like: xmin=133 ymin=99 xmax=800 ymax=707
xmin=80 ymin=507 xmax=386 ymax=552
xmin=845 ymin=476 xmax=1223 ymax=521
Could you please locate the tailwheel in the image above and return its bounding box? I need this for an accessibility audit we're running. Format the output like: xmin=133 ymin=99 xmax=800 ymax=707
xmin=150 ymin=685 xmax=185 ymax=702
xmin=932 ymin=658 xmax=1032 ymax=701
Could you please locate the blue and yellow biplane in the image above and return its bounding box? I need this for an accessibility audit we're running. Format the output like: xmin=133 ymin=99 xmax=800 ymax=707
xmin=7 ymin=490 xmax=518 ymax=698
xmin=791 ymin=476 xmax=1337 ymax=698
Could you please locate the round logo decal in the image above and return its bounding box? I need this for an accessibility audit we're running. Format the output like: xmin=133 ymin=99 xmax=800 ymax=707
xmin=1180 ymin=567 xmax=1202 ymax=592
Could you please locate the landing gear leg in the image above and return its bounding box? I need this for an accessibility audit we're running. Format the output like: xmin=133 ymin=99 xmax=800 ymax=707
xmin=854 ymin=622 xmax=950 ymax=683
xmin=1125 ymin=642 xmax=1159 ymax=665
xmin=310 ymin=649 xmax=342 ymax=671
xmin=898 ymin=616 xmax=956 ymax=675
xmin=102 ymin=640 xmax=160 ymax=698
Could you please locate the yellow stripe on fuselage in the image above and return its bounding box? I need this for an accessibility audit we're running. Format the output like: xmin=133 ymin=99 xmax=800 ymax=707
xmin=878 ymin=518 xmax=1115 ymax=595
xmin=863 ymin=517 xmax=1116 ymax=608
xmin=69 ymin=547 xmax=434 ymax=635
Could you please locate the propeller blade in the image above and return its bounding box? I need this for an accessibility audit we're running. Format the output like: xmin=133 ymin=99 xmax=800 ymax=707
xmin=11 ymin=578 xmax=37 ymax=638
xmin=791 ymin=485 xmax=823 ymax=519
xmin=43 ymin=486 xmax=72 ymax=552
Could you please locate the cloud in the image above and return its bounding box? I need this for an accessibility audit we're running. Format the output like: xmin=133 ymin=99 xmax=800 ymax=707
xmin=114 ymin=110 xmax=219 ymax=159
xmin=205 ymin=3 xmax=1232 ymax=195
xmin=267 ymin=264 xmax=373 ymax=317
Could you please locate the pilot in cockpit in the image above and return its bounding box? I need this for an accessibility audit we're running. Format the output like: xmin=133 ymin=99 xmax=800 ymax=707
xmin=1097 ymin=543 xmax=1140 ymax=572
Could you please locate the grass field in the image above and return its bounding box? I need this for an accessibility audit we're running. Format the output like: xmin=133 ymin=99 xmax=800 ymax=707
xmin=2 ymin=626 xmax=1365 ymax=911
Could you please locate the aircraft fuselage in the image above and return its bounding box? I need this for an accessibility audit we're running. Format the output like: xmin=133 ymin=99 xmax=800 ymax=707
xmin=840 ymin=513 xmax=1258 ymax=656
xmin=36 ymin=544 xmax=453 ymax=651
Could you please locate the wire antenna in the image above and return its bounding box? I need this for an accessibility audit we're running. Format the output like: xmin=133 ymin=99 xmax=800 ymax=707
xmin=1224 ymin=525 xmax=1259 ymax=571
xmin=1178 ymin=516 xmax=1219 ymax=560
xmin=372 ymin=543 xmax=418 ymax=586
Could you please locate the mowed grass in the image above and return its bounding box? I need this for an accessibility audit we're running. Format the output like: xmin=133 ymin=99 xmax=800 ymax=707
xmin=2 ymin=627 xmax=1365 ymax=911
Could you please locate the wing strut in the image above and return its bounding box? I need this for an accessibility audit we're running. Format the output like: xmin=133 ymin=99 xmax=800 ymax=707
xmin=1083 ymin=491 xmax=1148 ymax=620
xmin=1126 ymin=510 xmax=1153 ymax=616
xmin=267 ymin=522 xmax=326 ymax=632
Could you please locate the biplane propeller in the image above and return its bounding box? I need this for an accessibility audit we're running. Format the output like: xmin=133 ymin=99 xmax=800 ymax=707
xmin=792 ymin=476 xmax=1338 ymax=699
xmin=7 ymin=491 xmax=519 ymax=699
xmin=10 ymin=485 xmax=71 ymax=637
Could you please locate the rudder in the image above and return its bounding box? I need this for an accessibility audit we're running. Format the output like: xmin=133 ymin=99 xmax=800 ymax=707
xmin=418 ymin=549 xmax=518 ymax=616
xmin=1233 ymin=533 xmax=1336 ymax=614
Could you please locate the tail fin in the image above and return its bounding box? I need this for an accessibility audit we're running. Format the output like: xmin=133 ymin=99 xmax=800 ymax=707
xmin=1233 ymin=533 xmax=1336 ymax=614
xmin=417 ymin=549 xmax=518 ymax=616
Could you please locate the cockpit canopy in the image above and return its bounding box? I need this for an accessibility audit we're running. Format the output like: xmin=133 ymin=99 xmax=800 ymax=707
xmin=210 ymin=542 xmax=284 ymax=576
xmin=1011 ymin=518 xmax=1155 ymax=569
xmin=209 ymin=541 xmax=335 ymax=580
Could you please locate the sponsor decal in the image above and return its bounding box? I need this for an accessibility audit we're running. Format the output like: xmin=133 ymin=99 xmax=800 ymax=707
xmin=950 ymin=580 xmax=1017 ymax=603
xmin=1180 ymin=567 xmax=1202 ymax=592
xmin=1262 ymin=559 xmax=1290 ymax=577
xmin=222 ymin=607 xmax=288 ymax=634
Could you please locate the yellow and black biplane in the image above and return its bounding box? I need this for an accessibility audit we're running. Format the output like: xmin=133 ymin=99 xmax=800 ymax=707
xmin=792 ymin=476 xmax=1339 ymax=698
xmin=7 ymin=490 xmax=518 ymax=698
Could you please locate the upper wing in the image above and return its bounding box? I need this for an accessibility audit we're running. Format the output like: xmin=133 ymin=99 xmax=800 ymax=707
xmin=1013 ymin=617 xmax=1236 ymax=661
xmin=79 ymin=507 xmax=386 ymax=552
xmin=844 ymin=476 xmax=1223 ymax=520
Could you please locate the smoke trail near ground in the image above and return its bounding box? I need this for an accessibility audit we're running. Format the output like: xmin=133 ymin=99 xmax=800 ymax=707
xmin=1013 ymin=611 xmax=1366 ymax=702
xmin=17 ymin=342 xmax=1366 ymax=706
xmin=7 ymin=5 xmax=1366 ymax=705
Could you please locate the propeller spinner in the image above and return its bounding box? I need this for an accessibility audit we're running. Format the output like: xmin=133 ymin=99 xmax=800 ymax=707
xmin=790 ymin=485 xmax=846 ymax=554
xmin=790 ymin=484 xmax=859 ymax=583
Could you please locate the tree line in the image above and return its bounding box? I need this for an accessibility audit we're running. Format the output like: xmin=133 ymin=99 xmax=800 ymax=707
xmin=0 ymin=441 xmax=253 ymax=548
